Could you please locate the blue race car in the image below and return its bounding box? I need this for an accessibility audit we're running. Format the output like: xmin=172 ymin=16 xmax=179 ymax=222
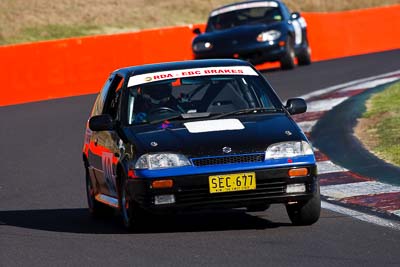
xmin=192 ymin=0 xmax=311 ymax=69
xmin=82 ymin=59 xmax=320 ymax=230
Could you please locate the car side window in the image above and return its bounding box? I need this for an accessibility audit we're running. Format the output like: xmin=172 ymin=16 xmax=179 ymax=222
xmin=103 ymin=75 xmax=124 ymax=120
xmin=91 ymin=74 xmax=115 ymax=116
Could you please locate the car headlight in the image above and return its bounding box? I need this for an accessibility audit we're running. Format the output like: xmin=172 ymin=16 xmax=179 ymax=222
xmin=135 ymin=153 xmax=191 ymax=170
xmin=193 ymin=41 xmax=213 ymax=52
xmin=265 ymin=141 xmax=313 ymax=159
xmin=256 ymin=30 xmax=281 ymax=42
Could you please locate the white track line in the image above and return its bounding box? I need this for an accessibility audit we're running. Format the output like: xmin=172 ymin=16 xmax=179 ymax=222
xmin=321 ymin=201 xmax=400 ymax=231
xmin=306 ymin=97 xmax=348 ymax=112
xmin=339 ymin=77 xmax=400 ymax=92
xmin=299 ymin=69 xmax=400 ymax=100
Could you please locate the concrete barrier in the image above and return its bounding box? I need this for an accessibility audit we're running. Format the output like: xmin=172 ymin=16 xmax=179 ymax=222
xmin=0 ymin=5 xmax=399 ymax=106
xmin=303 ymin=6 xmax=400 ymax=60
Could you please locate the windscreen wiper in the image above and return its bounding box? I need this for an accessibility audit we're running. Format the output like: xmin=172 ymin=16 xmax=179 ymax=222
xmin=211 ymin=107 xmax=281 ymax=119
xmin=149 ymin=112 xmax=211 ymax=124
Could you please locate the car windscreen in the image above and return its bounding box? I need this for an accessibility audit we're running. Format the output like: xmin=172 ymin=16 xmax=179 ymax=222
xmin=126 ymin=74 xmax=282 ymax=125
xmin=206 ymin=6 xmax=282 ymax=32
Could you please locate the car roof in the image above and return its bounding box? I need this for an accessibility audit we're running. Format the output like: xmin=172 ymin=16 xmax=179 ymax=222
xmin=114 ymin=59 xmax=254 ymax=77
xmin=210 ymin=0 xmax=282 ymax=15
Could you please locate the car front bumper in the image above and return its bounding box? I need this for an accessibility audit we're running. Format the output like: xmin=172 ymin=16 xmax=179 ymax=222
xmin=193 ymin=42 xmax=287 ymax=65
xmin=127 ymin=165 xmax=318 ymax=212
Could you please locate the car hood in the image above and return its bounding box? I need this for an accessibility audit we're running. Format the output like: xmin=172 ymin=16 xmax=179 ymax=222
xmin=124 ymin=113 xmax=305 ymax=158
xmin=193 ymin=23 xmax=284 ymax=45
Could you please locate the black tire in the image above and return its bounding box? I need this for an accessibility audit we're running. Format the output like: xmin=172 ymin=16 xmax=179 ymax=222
xmin=246 ymin=204 xmax=271 ymax=212
xmin=297 ymin=41 xmax=312 ymax=66
xmin=85 ymin=167 xmax=113 ymax=217
xmin=119 ymin=174 xmax=147 ymax=231
xmin=280 ymin=36 xmax=296 ymax=70
xmin=286 ymin=181 xmax=321 ymax=225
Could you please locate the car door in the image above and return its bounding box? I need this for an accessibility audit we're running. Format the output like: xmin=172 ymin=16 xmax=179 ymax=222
xmin=88 ymin=74 xmax=124 ymax=198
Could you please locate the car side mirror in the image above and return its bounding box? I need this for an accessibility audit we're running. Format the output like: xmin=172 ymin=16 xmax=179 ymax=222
xmin=290 ymin=12 xmax=300 ymax=20
xmin=89 ymin=114 xmax=115 ymax=131
xmin=285 ymin=98 xmax=307 ymax=115
xmin=192 ymin=28 xmax=202 ymax=35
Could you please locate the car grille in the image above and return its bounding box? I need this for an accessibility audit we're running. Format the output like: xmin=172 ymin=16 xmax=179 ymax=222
xmin=191 ymin=153 xmax=265 ymax=167
xmin=175 ymin=178 xmax=288 ymax=206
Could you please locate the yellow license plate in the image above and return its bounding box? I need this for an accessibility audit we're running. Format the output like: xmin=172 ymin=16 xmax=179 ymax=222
xmin=209 ymin=172 xmax=256 ymax=194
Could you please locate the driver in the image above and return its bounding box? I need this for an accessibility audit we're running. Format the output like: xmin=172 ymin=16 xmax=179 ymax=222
xmin=134 ymin=82 xmax=181 ymax=123
xmin=143 ymin=83 xmax=174 ymax=105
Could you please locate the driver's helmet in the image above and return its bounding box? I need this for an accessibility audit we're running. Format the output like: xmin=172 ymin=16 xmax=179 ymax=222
xmin=141 ymin=82 xmax=172 ymax=105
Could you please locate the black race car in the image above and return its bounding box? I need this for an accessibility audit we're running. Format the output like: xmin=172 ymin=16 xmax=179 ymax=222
xmin=192 ymin=0 xmax=311 ymax=69
xmin=82 ymin=59 xmax=320 ymax=230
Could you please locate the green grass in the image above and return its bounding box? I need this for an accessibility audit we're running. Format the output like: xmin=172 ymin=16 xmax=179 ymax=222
xmin=363 ymin=82 xmax=400 ymax=166
xmin=1 ymin=0 xmax=399 ymax=45
xmin=3 ymin=24 xmax=100 ymax=44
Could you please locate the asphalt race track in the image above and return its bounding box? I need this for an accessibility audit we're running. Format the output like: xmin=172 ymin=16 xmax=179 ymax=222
xmin=1 ymin=50 xmax=400 ymax=266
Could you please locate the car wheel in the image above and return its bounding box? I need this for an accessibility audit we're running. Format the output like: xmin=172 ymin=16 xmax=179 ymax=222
xmin=286 ymin=181 xmax=321 ymax=225
xmin=280 ymin=36 xmax=296 ymax=70
xmin=246 ymin=204 xmax=271 ymax=212
xmin=119 ymin=174 xmax=146 ymax=231
xmin=85 ymin=167 xmax=113 ymax=217
xmin=297 ymin=41 xmax=312 ymax=66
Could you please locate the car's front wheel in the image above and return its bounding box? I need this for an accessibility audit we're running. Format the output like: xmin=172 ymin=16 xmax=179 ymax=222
xmin=297 ymin=41 xmax=312 ymax=66
xmin=280 ymin=36 xmax=296 ymax=70
xmin=119 ymin=174 xmax=147 ymax=231
xmin=286 ymin=181 xmax=321 ymax=225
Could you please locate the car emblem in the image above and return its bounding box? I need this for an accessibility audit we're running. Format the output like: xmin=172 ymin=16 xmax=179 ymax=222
xmin=222 ymin=146 xmax=232 ymax=154
xmin=145 ymin=77 xmax=153 ymax=82
xmin=150 ymin=141 xmax=158 ymax=147
xmin=285 ymin=131 xmax=292 ymax=136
